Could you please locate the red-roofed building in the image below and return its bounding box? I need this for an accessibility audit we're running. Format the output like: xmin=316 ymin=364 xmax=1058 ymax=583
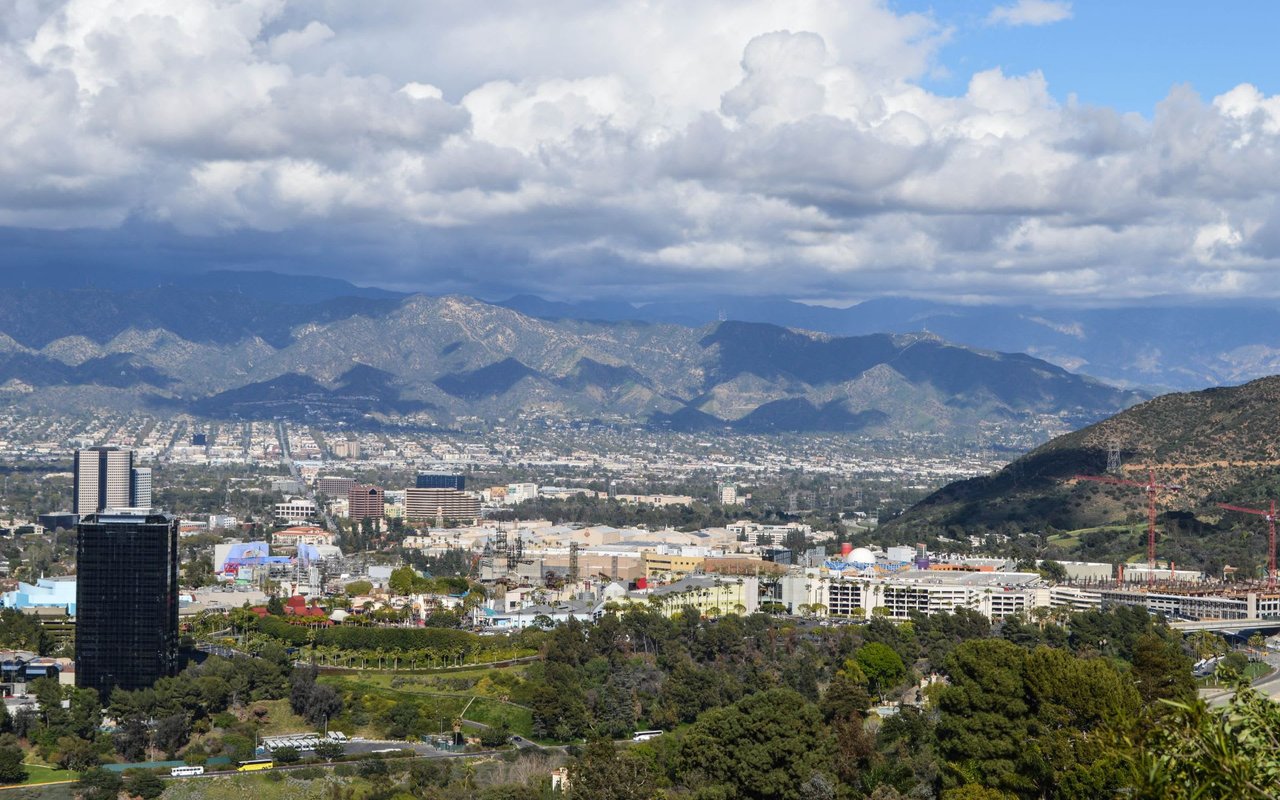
xmin=273 ymin=526 xmax=335 ymax=547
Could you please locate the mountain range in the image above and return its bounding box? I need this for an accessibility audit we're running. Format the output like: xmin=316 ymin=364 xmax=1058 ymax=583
xmin=0 ymin=275 xmax=1142 ymax=434
xmin=497 ymin=295 xmax=1280 ymax=393
xmin=7 ymin=267 xmax=1280 ymax=392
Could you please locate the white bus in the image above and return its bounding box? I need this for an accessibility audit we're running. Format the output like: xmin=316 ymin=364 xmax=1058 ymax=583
xmin=632 ymin=730 xmax=663 ymax=742
xmin=170 ymin=765 xmax=205 ymax=777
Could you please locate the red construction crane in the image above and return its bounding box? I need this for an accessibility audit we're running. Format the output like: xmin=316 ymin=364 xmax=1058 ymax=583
xmin=1218 ymin=500 xmax=1278 ymax=587
xmin=1073 ymin=469 xmax=1181 ymax=572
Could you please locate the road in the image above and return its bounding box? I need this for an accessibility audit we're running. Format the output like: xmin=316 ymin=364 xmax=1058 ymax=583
xmin=1200 ymin=649 xmax=1280 ymax=707
xmin=277 ymin=421 xmax=336 ymax=532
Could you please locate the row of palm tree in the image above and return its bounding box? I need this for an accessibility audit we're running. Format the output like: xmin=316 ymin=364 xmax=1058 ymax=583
xmin=639 ymin=576 xmax=749 ymax=618
xmin=301 ymin=643 xmax=530 ymax=671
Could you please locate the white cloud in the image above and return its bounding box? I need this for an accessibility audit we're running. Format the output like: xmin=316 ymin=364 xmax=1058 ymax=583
xmin=267 ymin=20 xmax=333 ymax=60
xmin=1 ymin=0 xmax=1280 ymax=304
xmin=986 ymin=0 xmax=1072 ymax=28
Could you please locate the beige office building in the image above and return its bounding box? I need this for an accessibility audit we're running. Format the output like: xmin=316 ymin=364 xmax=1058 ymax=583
xmin=405 ymin=488 xmax=480 ymax=521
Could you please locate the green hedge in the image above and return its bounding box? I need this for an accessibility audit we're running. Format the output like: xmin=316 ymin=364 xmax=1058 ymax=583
xmin=316 ymin=626 xmax=478 ymax=653
xmin=257 ymin=615 xmax=311 ymax=645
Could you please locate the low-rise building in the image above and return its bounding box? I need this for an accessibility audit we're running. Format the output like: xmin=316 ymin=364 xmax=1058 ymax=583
xmin=273 ymin=526 xmax=335 ymax=547
xmin=628 ymin=574 xmax=760 ymax=617
xmin=1 ymin=576 xmax=77 ymax=616
xmin=780 ymin=567 xmax=1042 ymax=621
xmin=274 ymin=497 xmax=317 ymax=524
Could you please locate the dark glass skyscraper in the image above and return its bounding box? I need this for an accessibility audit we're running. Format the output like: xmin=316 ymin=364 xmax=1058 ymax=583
xmin=415 ymin=472 xmax=465 ymax=490
xmin=75 ymin=511 xmax=180 ymax=697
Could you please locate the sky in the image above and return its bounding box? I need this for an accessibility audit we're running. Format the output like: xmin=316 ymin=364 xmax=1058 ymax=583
xmin=2 ymin=0 xmax=1280 ymax=305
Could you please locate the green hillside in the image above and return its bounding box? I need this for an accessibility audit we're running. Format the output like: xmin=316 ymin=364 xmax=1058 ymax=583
xmin=881 ymin=376 xmax=1280 ymax=576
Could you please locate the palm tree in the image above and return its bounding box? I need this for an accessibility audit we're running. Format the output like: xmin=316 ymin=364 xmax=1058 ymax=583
xmin=1189 ymin=631 xmax=1226 ymax=661
xmin=1031 ymin=606 xmax=1052 ymax=630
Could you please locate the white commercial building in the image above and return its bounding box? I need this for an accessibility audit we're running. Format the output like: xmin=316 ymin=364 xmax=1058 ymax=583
xmin=274 ymin=497 xmax=318 ymax=523
xmin=505 ymin=483 xmax=539 ymax=505
xmin=780 ymin=567 xmax=1043 ymax=621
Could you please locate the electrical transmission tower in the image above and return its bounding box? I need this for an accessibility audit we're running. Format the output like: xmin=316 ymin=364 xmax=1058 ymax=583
xmin=1106 ymin=438 xmax=1123 ymax=474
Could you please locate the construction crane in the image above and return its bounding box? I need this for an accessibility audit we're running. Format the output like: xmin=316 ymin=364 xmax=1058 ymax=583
xmin=1218 ymin=500 xmax=1278 ymax=587
xmin=1073 ymin=469 xmax=1181 ymax=572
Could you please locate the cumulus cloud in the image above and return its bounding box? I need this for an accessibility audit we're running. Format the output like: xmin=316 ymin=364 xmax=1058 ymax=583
xmin=986 ymin=0 xmax=1073 ymax=28
xmin=0 ymin=0 xmax=1278 ymax=304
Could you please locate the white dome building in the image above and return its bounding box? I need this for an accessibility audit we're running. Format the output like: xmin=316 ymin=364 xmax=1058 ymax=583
xmin=847 ymin=547 xmax=876 ymax=568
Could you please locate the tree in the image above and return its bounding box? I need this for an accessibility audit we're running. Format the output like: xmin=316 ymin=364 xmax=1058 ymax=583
xmin=345 ymin=580 xmax=373 ymax=596
xmin=478 ymin=722 xmax=511 ymax=749
xmin=114 ymin=715 xmax=151 ymax=762
xmin=154 ymin=713 xmax=191 ymax=757
xmin=938 ymin=639 xmax=1138 ymax=799
xmin=183 ymin=554 xmax=215 ymax=588
xmin=389 ymin=566 xmax=422 ymax=595
xmin=676 ymin=688 xmax=835 ymax=800
xmin=54 ymin=736 xmax=100 ymax=772
xmin=1130 ymin=633 xmax=1195 ymax=705
xmin=567 ymin=738 xmax=662 ymax=800
xmin=937 ymin=638 xmax=1037 ymax=795
xmin=66 ymin=687 xmax=102 ymax=740
xmin=0 ymin=744 xmax=26 ymax=784
xmin=273 ymin=745 xmax=301 ymax=764
xmin=1188 ymin=631 xmax=1227 ymax=661
xmin=1118 ymin=686 xmax=1280 ymax=799
xmin=73 ymin=767 xmax=123 ymax=800
xmin=856 ymin=642 xmax=906 ymax=699
xmin=291 ymin=667 xmax=343 ymax=725
xmin=10 ymin=708 xmax=35 ymax=740
xmin=821 ymin=668 xmax=872 ymax=722
xmin=314 ymin=739 xmax=344 ymax=762
xmin=123 ymin=770 xmax=166 ymax=800
xmin=1037 ymin=560 xmax=1068 ymax=583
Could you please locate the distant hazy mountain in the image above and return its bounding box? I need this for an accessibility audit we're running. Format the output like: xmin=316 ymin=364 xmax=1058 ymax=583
xmin=497 ymin=294 xmax=1280 ymax=392
xmin=0 ymin=266 xmax=403 ymax=304
xmin=0 ymin=282 xmax=1142 ymax=434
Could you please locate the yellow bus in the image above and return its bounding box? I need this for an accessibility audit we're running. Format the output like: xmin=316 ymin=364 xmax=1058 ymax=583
xmin=237 ymin=759 xmax=275 ymax=772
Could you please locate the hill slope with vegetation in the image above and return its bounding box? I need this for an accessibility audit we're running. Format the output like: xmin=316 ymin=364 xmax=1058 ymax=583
xmin=881 ymin=375 xmax=1280 ymax=575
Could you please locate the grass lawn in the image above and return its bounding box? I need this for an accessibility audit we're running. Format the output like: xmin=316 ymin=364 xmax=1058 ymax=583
xmin=1048 ymin=524 xmax=1141 ymax=549
xmin=319 ymin=672 xmax=537 ymax=739
xmin=464 ymin=697 xmax=534 ymax=737
xmin=331 ymin=663 xmax=529 ymax=690
xmin=252 ymin=699 xmax=314 ymax=736
xmin=17 ymin=763 xmax=78 ymax=786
